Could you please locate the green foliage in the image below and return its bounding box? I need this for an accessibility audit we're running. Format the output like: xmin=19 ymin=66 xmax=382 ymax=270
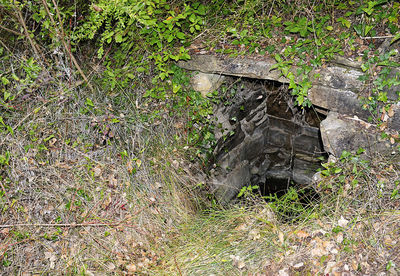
xmin=359 ymin=49 xmax=400 ymax=119
xmin=237 ymin=185 xmax=259 ymax=198
xmin=284 ymin=17 xmax=312 ymax=38
xmin=72 ymin=0 xmax=205 ymax=93
xmin=263 ymin=187 xmax=313 ymax=222
xmin=168 ymin=66 xmax=216 ymax=161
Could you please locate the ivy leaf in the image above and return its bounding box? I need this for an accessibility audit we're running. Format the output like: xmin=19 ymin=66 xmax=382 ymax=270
xmin=364 ymin=25 xmax=374 ymax=36
xmin=1 ymin=77 xmax=9 ymax=85
xmin=197 ymin=4 xmax=206 ymax=15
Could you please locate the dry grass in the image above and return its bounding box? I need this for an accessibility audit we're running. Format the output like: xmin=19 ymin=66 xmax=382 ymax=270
xmin=0 ymin=48 xmax=205 ymax=274
xmin=1 ymin=34 xmax=400 ymax=276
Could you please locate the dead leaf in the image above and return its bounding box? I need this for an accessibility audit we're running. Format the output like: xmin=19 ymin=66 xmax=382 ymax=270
xmin=49 ymin=138 xmax=57 ymax=147
xmin=230 ymin=255 xmax=246 ymax=269
xmin=93 ymin=166 xmax=102 ymax=177
xmin=235 ymin=223 xmax=247 ymax=231
xmin=338 ymin=216 xmax=349 ymax=227
xmin=249 ymin=229 xmax=261 ymax=240
xmin=293 ymin=262 xmax=304 ymax=268
xmin=127 ymin=161 xmax=134 ymax=174
xmin=295 ymin=230 xmax=310 ymax=239
xmin=351 ymin=260 xmax=358 ymax=270
xmin=106 ymin=262 xmax=116 ymax=271
xmin=380 ymin=122 xmax=387 ymax=131
xmin=278 ymin=268 xmax=289 ymax=276
xmin=109 ymin=174 xmax=118 ymax=187
xmin=126 ymin=264 xmax=137 ymax=272
xmin=278 ymin=231 xmax=284 ymax=244
xmin=388 ymin=105 xmax=395 ymax=117
xmin=336 ymin=232 xmax=344 ymax=243
xmin=92 ymin=4 xmax=103 ymax=12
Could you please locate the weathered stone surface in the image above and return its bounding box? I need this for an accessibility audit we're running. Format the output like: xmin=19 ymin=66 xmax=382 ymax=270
xmin=308 ymin=85 xmax=370 ymax=118
xmin=190 ymin=72 xmax=225 ymax=97
xmin=388 ymin=103 xmax=400 ymax=130
xmin=320 ymin=112 xmax=396 ymax=157
xmin=179 ymin=55 xmax=373 ymax=120
xmin=386 ymin=68 xmax=400 ymax=101
xmin=311 ymin=66 xmax=363 ymax=91
xmin=179 ymin=54 xmax=364 ymax=90
xmin=179 ymin=55 xmax=287 ymax=81
xmin=212 ymin=160 xmax=250 ymax=203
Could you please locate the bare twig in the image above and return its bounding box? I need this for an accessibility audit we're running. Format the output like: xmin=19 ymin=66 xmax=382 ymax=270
xmin=0 ymin=24 xmax=25 ymax=37
xmin=12 ymin=1 xmax=43 ymax=60
xmin=0 ymin=222 xmax=129 ymax=228
xmin=174 ymin=255 xmax=183 ymax=276
xmin=360 ymin=35 xmax=395 ymax=39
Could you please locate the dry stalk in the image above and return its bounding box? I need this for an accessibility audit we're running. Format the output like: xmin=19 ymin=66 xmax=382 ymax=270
xmin=40 ymin=0 xmax=94 ymax=92
xmin=0 ymin=24 xmax=25 ymax=37
xmin=11 ymin=1 xmax=46 ymax=63
xmin=0 ymin=222 xmax=129 ymax=228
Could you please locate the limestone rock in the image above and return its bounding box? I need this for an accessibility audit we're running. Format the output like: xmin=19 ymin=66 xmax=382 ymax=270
xmin=308 ymin=85 xmax=370 ymax=119
xmin=190 ymin=72 xmax=225 ymax=97
xmin=320 ymin=112 xmax=396 ymax=157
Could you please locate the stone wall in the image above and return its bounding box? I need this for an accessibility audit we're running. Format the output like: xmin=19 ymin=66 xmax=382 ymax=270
xmin=210 ymin=79 xmax=324 ymax=202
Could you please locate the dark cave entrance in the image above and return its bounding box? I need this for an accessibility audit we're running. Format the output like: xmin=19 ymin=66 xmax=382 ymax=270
xmin=210 ymin=77 xmax=328 ymax=202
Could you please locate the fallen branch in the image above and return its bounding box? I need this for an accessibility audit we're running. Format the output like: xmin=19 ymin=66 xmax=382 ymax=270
xmin=360 ymin=35 xmax=394 ymax=39
xmin=0 ymin=222 xmax=122 ymax=228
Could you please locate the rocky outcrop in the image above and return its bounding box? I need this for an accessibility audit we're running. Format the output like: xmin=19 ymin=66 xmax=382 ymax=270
xmin=178 ymin=54 xmax=400 ymax=202
xmin=178 ymin=54 xmax=400 ymax=122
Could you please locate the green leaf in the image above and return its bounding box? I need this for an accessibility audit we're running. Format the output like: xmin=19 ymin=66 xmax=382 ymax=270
xmin=176 ymin=32 xmax=185 ymax=40
xmin=4 ymin=91 xmax=11 ymax=101
xmin=1 ymin=77 xmax=9 ymax=85
xmin=364 ymin=25 xmax=374 ymax=36
xmin=189 ymin=13 xmax=196 ymax=23
xmin=337 ymin=18 xmax=351 ymax=28
xmin=354 ymin=24 xmax=363 ymax=35
xmin=197 ymin=4 xmax=206 ymax=15
xmin=334 ymin=168 xmax=342 ymax=174
xmin=85 ymin=98 xmax=94 ymax=107
xmin=391 ymin=32 xmax=400 ymax=44
xmin=115 ymin=33 xmax=123 ymax=43
xmin=326 ymin=26 xmax=333 ymax=31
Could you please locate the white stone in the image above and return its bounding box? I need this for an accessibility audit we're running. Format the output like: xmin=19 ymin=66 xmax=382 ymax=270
xmin=190 ymin=72 xmax=225 ymax=97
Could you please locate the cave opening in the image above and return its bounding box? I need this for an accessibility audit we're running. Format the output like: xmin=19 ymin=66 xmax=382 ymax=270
xmin=210 ymin=76 xmax=328 ymax=203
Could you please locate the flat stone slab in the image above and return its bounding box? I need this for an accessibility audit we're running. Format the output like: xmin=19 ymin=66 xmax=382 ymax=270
xmin=178 ymin=54 xmax=363 ymax=90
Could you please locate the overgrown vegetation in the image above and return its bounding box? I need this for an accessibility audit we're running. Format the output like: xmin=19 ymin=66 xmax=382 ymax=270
xmin=1 ymin=0 xmax=399 ymax=274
